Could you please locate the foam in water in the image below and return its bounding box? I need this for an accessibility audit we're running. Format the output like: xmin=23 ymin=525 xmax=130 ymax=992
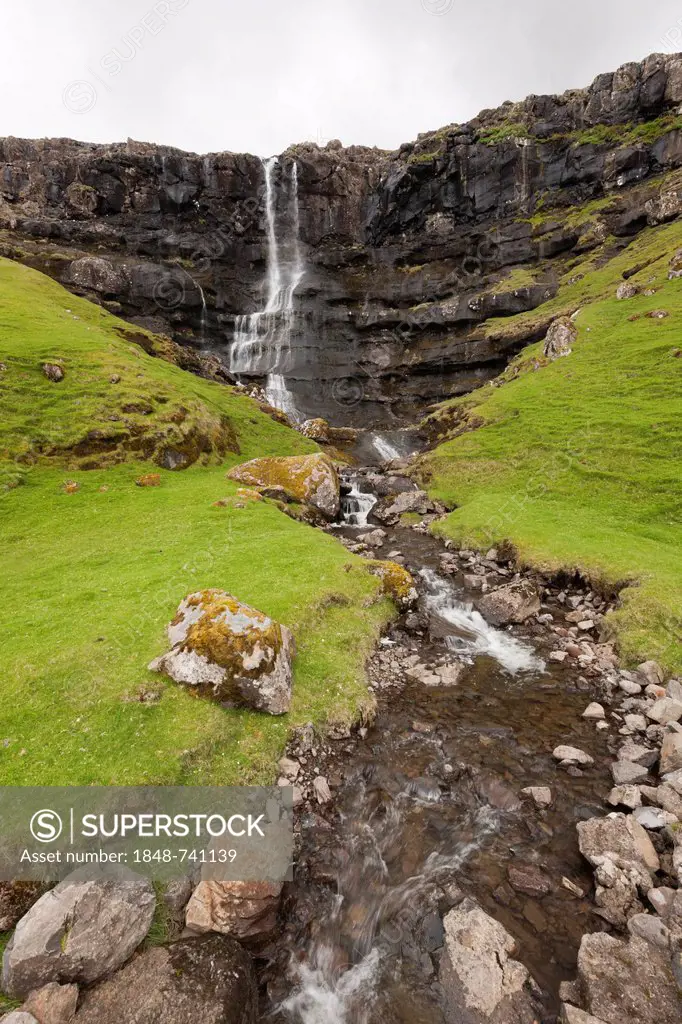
xmin=279 ymin=803 xmax=500 ymax=1024
xmin=231 ymin=156 xmax=304 ymax=420
xmin=370 ymin=433 xmax=401 ymax=463
xmin=419 ymin=568 xmax=545 ymax=675
xmin=340 ymin=480 xmax=377 ymax=527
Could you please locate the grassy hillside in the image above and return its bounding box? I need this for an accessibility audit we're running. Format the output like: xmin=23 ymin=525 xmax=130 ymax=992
xmin=0 ymin=259 xmax=391 ymax=785
xmin=417 ymin=222 xmax=682 ymax=673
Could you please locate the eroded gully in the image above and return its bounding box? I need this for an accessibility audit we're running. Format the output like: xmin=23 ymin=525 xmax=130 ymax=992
xmin=259 ymin=435 xmax=615 ymax=1024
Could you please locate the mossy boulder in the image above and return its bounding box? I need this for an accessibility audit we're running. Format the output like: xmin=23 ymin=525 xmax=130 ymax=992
xmin=299 ymin=418 xmax=331 ymax=441
xmin=368 ymin=561 xmax=419 ymax=611
xmin=227 ymin=454 xmax=340 ymax=519
xmin=149 ymin=590 xmax=294 ymax=715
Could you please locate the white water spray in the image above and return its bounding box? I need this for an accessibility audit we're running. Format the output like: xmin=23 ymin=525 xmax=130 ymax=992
xmin=370 ymin=433 xmax=402 ymax=463
xmin=340 ymin=480 xmax=377 ymax=527
xmin=419 ymin=568 xmax=545 ymax=675
xmin=198 ymin=285 xmax=208 ymax=340
xmin=231 ymin=156 xmax=304 ymax=418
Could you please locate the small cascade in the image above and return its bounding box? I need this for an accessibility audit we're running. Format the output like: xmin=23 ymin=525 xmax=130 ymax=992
xmin=370 ymin=433 xmax=402 ymax=463
xmin=419 ymin=568 xmax=545 ymax=675
xmin=231 ymin=156 xmax=304 ymax=418
xmin=340 ymin=479 xmax=377 ymax=527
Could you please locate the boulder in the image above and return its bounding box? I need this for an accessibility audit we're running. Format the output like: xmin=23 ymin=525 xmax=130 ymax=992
xmin=647 ymin=698 xmax=682 ymax=725
xmin=477 ymin=581 xmax=541 ymax=626
xmin=2 ymin=874 xmax=156 ymax=999
xmin=185 ymin=880 xmax=282 ymax=944
xmin=507 ymin=864 xmax=551 ymax=898
xmin=543 ymin=317 xmax=576 ymax=359
xmin=592 ymin=857 xmax=645 ymax=928
xmin=611 ymin=760 xmax=648 ymax=785
xmin=617 ymin=740 xmax=658 ymax=768
xmin=299 ymin=418 xmax=330 ymax=442
xmin=23 ymin=982 xmax=79 ymax=1024
xmin=372 ymin=489 xmax=432 ymax=525
xmin=227 ymin=454 xmax=340 ymax=518
xmin=41 ymin=363 xmax=64 ymax=383
xmin=149 ymin=590 xmax=294 ymax=715
xmin=439 ymin=898 xmax=540 ymax=1024
xmin=582 ymin=703 xmax=605 ymax=720
xmin=560 ymin=1007 xmax=608 ymax=1024
xmin=637 ymin=660 xmax=665 ymax=686
xmin=660 ymin=732 xmax=682 ymax=774
xmin=553 ymin=746 xmax=594 ymax=767
xmin=576 ymin=932 xmax=682 ymax=1024
xmin=66 ymin=257 xmax=127 ymax=295
xmin=72 ymin=934 xmax=257 ymax=1023
xmin=576 ymin=813 xmax=660 ymax=875
xmin=368 ymin=561 xmax=419 ymax=611
xmin=607 ymin=785 xmax=641 ymax=810
xmin=616 ymin=281 xmax=639 ymax=300
xmin=0 ymin=1015 xmax=39 ymax=1024
xmin=521 ymin=786 xmax=553 ymax=809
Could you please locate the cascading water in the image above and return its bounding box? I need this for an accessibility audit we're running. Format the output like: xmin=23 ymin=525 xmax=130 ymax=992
xmin=231 ymin=156 xmax=304 ymax=419
xmin=279 ymin=777 xmax=500 ymax=1024
xmin=419 ymin=568 xmax=545 ymax=675
xmin=340 ymin=480 xmax=377 ymax=527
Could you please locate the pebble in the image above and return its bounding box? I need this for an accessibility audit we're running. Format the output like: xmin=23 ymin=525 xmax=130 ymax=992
xmin=550 ymin=651 xmax=568 ymax=664
xmin=647 ymin=886 xmax=677 ymax=918
xmin=627 ymin=912 xmax=671 ymax=950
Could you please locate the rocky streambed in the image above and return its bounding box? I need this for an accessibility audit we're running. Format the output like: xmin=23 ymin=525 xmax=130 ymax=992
xmin=258 ymin=456 xmax=682 ymax=1024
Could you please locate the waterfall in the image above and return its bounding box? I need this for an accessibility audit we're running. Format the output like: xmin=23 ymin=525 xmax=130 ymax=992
xmin=231 ymin=157 xmax=304 ymax=419
xmin=198 ymin=286 xmax=208 ymax=340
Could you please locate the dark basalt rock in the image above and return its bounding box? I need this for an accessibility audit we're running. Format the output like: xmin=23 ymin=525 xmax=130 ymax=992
xmin=3 ymin=53 xmax=682 ymax=425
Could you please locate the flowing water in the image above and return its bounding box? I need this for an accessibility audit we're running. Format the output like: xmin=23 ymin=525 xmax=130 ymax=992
xmin=266 ymin=456 xmax=613 ymax=1024
xmin=231 ymin=156 xmax=304 ymax=419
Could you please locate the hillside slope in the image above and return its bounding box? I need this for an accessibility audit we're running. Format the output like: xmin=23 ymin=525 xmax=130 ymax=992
xmin=416 ymin=221 xmax=682 ymax=673
xmin=0 ymin=260 xmax=391 ymax=785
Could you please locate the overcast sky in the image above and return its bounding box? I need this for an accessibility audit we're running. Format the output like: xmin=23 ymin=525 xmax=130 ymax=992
xmin=3 ymin=0 xmax=682 ymax=156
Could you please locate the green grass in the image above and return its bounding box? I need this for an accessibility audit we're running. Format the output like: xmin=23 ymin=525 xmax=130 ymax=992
xmin=0 ymin=260 xmax=392 ymax=786
xmin=418 ymin=224 xmax=682 ymax=673
xmin=0 ymin=257 xmax=318 ymax=483
xmin=478 ymin=121 xmax=530 ymax=145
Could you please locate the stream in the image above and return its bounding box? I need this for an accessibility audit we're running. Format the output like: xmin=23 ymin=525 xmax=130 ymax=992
xmin=261 ymin=440 xmax=613 ymax=1024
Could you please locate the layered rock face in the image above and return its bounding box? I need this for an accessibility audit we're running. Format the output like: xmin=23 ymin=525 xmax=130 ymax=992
xmin=3 ymin=53 xmax=682 ymax=424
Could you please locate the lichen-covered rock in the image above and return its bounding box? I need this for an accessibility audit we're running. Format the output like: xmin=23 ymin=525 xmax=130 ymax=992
xmin=227 ymin=454 xmax=340 ymax=518
xmin=2 ymin=874 xmax=156 ymax=999
xmin=185 ymin=880 xmax=282 ymax=944
xmin=439 ymin=898 xmax=540 ymax=1024
xmin=135 ymin=473 xmax=161 ymax=487
xmin=478 ymin=580 xmax=541 ymax=626
xmin=368 ymin=561 xmax=419 ymax=611
xmin=616 ymin=281 xmax=639 ymax=300
xmin=668 ymin=248 xmax=682 ymax=279
xmin=67 ymin=257 xmax=127 ymax=295
xmin=372 ymin=489 xmax=432 ymax=524
xmin=149 ymin=590 xmax=294 ymax=715
xmin=42 ymin=363 xmax=64 ymax=383
xmin=72 ymin=934 xmax=257 ymax=1023
xmin=543 ymin=316 xmax=577 ymax=360
xmin=299 ymin=418 xmax=331 ymax=442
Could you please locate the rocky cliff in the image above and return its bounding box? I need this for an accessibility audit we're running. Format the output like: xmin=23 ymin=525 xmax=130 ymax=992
xmin=3 ymin=52 xmax=682 ymax=424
